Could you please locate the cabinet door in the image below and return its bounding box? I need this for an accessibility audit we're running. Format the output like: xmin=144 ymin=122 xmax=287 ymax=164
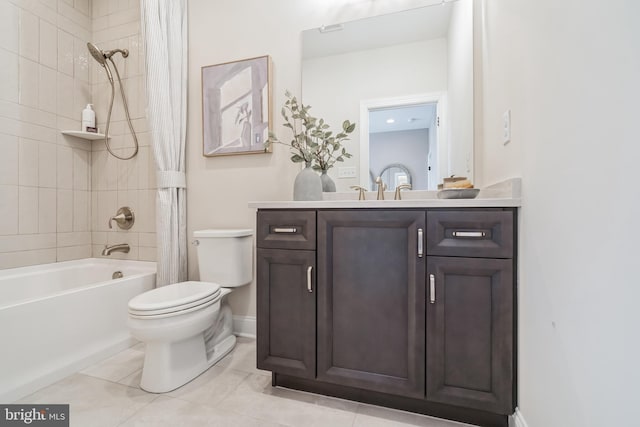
xmin=426 ymin=256 xmax=513 ymax=414
xmin=257 ymin=248 xmax=316 ymax=379
xmin=317 ymin=210 xmax=425 ymax=398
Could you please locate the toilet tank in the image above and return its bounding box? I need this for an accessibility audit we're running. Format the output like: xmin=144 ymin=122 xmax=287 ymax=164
xmin=193 ymin=229 xmax=253 ymax=287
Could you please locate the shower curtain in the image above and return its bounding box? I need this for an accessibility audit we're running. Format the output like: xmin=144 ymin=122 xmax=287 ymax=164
xmin=141 ymin=0 xmax=188 ymax=286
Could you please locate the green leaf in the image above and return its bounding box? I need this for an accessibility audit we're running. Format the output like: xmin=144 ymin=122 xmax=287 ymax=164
xmin=291 ymin=154 xmax=304 ymax=163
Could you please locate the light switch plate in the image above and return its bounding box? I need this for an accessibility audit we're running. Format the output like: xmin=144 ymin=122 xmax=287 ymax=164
xmin=338 ymin=166 xmax=356 ymax=178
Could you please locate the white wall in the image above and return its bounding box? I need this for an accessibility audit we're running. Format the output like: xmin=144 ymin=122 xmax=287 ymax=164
xmin=187 ymin=0 xmax=440 ymax=317
xmin=446 ymin=0 xmax=473 ymax=179
xmin=303 ymin=38 xmax=447 ymax=191
xmin=480 ymin=1 xmax=640 ymax=426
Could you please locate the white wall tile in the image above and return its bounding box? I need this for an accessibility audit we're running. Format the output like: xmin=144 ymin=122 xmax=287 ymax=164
xmin=97 ymin=190 xmax=118 ymax=231
xmin=74 ymin=0 xmax=90 ymax=17
xmin=0 ymin=134 xmax=19 ymax=186
xmin=57 ymin=245 xmax=91 ymax=262
xmin=57 ymin=72 xmax=75 ymax=119
xmin=73 ymin=37 xmax=90 ymax=83
xmin=38 ymin=65 xmax=57 ymax=113
xmin=57 ymin=29 xmax=75 ymax=76
xmin=38 ymin=188 xmax=57 ymax=233
xmin=39 ymin=19 xmax=58 ymax=69
xmin=19 ymin=138 xmax=39 ymax=187
xmin=138 ymin=232 xmax=156 ymax=247
xmin=73 ymin=148 xmax=90 ymax=190
xmin=19 ymin=186 xmax=39 ymax=234
xmin=73 ymin=190 xmax=89 ymax=231
xmin=19 ymin=57 xmax=39 ymax=108
xmin=0 ymin=248 xmax=56 ymax=269
xmin=57 ymin=189 xmax=73 ymax=232
xmin=0 ymin=233 xmax=56 ymax=253
xmin=0 ymin=185 xmax=19 ymax=235
xmin=74 ymin=80 xmax=91 ymax=123
xmin=136 ymin=189 xmax=155 ymax=233
xmin=0 ymin=1 xmax=19 ymax=53
xmin=0 ymin=49 xmax=19 ymax=103
xmin=19 ymin=9 xmax=40 ymax=61
xmin=138 ymin=246 xmax=156 ymax=262
xmin=58 ymin=231 xmax=91 ymax=247
xmin=38 ymin=142 xmax=57 ymax=188
xmin=57 ymin=145 xmax=73 ymax=189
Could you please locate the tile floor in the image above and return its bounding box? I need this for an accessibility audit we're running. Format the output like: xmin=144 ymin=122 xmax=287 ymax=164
xmin=19 ymin=338 xmax=477 ymax=427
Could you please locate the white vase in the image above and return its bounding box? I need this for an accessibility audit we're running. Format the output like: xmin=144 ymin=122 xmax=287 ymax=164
xmin=293 ymin=162 xmax=322 ymax=201
xmin=320 ymin=170 xmax=336 ymax=192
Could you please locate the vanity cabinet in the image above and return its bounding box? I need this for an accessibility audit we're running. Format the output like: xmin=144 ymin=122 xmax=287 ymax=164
xmin=425 ymin=210 xmax=514 ymax=414
xmin=317 ymin=210 xmax=425 ymax=398
xmin=255 ymin=207 xmax=517 ymax=427
xmin=256 ymin=210 xmax=316 ymax=379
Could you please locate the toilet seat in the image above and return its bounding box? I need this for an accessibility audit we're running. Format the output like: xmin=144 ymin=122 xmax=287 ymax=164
xmin=128 ymin=281 xmax=221 ymax=317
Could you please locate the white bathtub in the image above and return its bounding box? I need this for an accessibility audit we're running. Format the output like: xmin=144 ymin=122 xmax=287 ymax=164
xmin=0 ymin=258 xmax=156 ymax=402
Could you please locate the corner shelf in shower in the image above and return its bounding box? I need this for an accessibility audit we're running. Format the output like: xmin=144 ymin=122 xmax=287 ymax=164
xmin=61 ymin=130 xmax=110 ymax=141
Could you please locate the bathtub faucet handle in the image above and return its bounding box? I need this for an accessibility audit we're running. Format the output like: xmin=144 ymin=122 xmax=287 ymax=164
xmin=108 ymin=207 xmax=135 ymax=230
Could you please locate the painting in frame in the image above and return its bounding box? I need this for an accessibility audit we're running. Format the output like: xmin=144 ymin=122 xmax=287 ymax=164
xmin=201 ymin=55 xmax=272 ymax=156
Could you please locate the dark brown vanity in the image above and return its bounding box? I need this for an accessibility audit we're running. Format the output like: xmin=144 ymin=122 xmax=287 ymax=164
xmin=255 ymin=206 xmax=517 ymax=427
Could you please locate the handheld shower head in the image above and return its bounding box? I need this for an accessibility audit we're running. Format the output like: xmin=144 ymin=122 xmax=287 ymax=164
xmin=87 ymin=42 xmax=106 ymax=66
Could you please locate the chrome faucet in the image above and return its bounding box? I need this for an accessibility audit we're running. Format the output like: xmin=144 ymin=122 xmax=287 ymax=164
xmin=350 ymin=185 xmax=367 ymax=200
xmin=375 ymin=176 xmax=386 ymax=200
xmin=394 ymin=183 xmax=412 ymax=200
xmin=101 ymin=243 xmax=130 ymax=256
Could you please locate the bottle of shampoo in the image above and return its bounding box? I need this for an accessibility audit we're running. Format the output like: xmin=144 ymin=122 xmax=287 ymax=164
xmin=82 ymin=104 xmax=96 ymax=132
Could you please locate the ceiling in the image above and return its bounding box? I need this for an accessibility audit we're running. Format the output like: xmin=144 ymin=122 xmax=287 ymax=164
xmin=369 ymin=103 xmax=437 ymax=133
xmin=302 ymin=2 xmax=453 ymax=59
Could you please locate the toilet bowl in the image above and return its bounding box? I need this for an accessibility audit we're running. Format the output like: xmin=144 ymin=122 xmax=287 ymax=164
xmin=127 ymin=229 xmax=253 ymax=393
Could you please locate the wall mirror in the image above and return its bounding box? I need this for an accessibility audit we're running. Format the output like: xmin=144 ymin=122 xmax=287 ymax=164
xmin=302 ymin=0 xmax=474 ymax=191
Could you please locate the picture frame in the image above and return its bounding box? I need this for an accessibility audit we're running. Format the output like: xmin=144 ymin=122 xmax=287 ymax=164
xmin=201 ymin=55 xmax=272 ymax=157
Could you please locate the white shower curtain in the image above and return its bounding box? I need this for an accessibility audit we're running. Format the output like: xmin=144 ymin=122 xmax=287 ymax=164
xmin=141 ymin=0 xmax=188 ymax=286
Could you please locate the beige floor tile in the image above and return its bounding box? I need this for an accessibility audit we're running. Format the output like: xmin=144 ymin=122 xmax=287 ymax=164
xmin=117 ymin=369 xmax=142 ymax=388
xmin=354 ymin=404 xmax=477 ymax=427
xmin=167 ymin=365 xmax=249 ymax=407
xmin=18 ymin=374 xmax=157 ymax=427
xmin=80 ymin=348 xmax=145 ymax=383
xmin=118 ymin=395 xmax=286 ymax=427
xmin=217 ymin=337 xmax=270 ymax=377
xmin=218 ymin=373 xmax=357 ymax=427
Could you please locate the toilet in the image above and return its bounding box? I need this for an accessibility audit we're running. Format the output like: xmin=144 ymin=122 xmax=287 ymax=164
xmin=128 ymin=229 xmax=253 ymax=393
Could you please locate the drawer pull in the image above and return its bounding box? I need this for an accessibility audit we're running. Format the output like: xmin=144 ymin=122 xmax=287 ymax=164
xmin=307 ymin=266 xmax=313 ymax=293
xmin=418 ymin=228 xmax=424 ymax=258
xmin=452 ymin=230 xmax=486 ymax=238
xmin=429 ymin=274 xmax=436 ymax=304
xmin=273 ymin=227 xmax=297 ymax=234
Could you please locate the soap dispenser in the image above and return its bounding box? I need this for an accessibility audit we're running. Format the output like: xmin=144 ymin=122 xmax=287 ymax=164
xmin=82 ymin=104 xmax=96 ymax=132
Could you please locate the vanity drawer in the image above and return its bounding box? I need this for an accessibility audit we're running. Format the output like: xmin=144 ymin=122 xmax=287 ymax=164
xmin=426 ymin=210 xmax=514 ymax=258
xmin=257 ymin=210 xmax=316 ymax=250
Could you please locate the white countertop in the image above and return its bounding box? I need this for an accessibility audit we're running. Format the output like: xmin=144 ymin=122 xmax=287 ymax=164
xmin=248 ymin=198 xmax=520 ymax=209
xmin=249 ymin=178 xmax=522 ymax=209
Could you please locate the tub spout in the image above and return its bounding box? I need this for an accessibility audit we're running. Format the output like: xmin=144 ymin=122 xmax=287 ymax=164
xmin=102 ymin=243 xmax=130 ymax=256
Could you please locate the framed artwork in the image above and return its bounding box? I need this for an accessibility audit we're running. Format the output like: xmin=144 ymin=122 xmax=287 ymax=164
xmin=201 ymin=55 xmax=272 ymax=156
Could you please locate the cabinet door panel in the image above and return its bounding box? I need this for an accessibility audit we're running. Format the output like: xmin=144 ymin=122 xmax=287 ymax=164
xmin=426 ymin=256 xmax=513 ymax=414
xmin=257 ymin=248 xmax=315 ymax=378
xmin=317 ymin=210 xmax=425 ymax=398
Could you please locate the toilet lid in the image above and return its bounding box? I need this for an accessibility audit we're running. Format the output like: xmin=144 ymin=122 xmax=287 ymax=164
xmin=128 ymin=281 xmax=221 ymax=313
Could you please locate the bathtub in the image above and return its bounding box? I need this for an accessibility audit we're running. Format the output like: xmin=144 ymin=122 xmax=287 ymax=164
xmin=0 ymin=258 xmax=156 ymax=402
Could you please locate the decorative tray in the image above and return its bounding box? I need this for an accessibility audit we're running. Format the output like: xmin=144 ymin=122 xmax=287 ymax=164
xmin=436 ymin=188 xmax=480 ymax=199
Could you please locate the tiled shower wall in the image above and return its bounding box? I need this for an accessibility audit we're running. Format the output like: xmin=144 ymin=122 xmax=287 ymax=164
xmin=90 ymin=0 xmax=156 ymax=262
xmin=0 ymin=0 xmax=155 ymax=269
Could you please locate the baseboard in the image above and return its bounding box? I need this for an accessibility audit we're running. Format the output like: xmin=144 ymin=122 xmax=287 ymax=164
xmin=232 ymin=315 xmax=256 ymax=338
xmin=510 ymin=408 xmax=529 ymax=427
